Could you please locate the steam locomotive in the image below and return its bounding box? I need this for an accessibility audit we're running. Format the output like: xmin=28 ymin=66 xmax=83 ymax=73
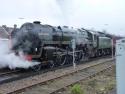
xmin=11 ymin=21 xmax=114 ymax=70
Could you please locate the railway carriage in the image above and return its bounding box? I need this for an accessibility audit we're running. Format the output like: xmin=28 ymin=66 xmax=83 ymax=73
xmin=81 ymin=28 xmax=113 ymax=57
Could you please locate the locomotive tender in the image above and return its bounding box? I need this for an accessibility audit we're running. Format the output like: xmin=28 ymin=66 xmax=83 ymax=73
xmin=12 ymin=21 xmax=113 ymax=70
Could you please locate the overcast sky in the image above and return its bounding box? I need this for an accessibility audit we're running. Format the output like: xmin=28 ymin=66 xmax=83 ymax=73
xmin=0 ymin=0 xmax=124 ymax=36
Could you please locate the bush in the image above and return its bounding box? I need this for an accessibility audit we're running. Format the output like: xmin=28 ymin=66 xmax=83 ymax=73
xmin=71 ymin=84 xmax=84 ymax=94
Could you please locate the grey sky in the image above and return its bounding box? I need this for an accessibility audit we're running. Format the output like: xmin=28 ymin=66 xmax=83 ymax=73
xmin=0 ymin=0 xmax=124 ymax=36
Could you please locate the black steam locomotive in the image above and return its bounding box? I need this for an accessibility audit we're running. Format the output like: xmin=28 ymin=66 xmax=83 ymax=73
xmin=11 ymin=21 xmax=113 ymax=70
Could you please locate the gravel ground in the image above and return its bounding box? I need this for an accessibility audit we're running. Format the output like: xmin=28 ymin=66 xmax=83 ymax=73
xmin=108 ymin=89 xmax=116 ymax=94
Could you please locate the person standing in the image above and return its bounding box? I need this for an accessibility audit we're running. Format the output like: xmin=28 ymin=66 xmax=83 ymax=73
xmin=11 ymin=24 xmax=19 ymax=38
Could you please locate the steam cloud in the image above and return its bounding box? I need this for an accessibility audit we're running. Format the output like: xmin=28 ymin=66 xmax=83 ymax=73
xmin=0 ymin=39 xmax=40 ymax=69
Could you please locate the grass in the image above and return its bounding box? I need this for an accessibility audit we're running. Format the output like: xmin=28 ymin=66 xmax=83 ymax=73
xmin=70 ymin=84 xmax=84 ymax=94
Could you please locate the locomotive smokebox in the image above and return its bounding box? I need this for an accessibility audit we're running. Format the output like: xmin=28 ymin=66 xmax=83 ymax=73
xmin=33 ymin=21 xmax=41 ymax=24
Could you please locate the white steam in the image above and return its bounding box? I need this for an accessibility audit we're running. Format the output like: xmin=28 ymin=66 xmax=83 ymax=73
xmin=0 ymin=39 xmax=40 ymax=69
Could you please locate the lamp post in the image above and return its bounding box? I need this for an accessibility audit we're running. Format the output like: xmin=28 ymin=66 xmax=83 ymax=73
xmin=71 ymin=39 xmax=76 ymax=69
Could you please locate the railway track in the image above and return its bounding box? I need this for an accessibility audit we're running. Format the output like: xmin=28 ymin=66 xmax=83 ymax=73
xmin=49 ymin=61 xmax=114 ymax=94
xmin=0 ymin=70 xmax=24 ymax=84
xmin=0 ymin=56 xmax=111 ymax=85
xmin=0 ymin=57 xmax=114 ymax=94
xmin=0 ymin=70 xmax=20 ymax=76
xmin=0 ymin=69 xmax=10 ymax=74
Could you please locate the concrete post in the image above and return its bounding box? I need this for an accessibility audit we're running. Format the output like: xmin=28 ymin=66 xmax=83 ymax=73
xmin=116 ymin=38 xmax=125 ymax=94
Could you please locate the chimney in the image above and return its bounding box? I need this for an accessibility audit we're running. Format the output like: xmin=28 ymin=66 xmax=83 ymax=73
xmin=33 ymin=21 xmax=41 ymax=24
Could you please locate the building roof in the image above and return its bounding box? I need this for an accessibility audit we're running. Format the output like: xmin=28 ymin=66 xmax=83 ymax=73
xmin=0 ymin=26 xmax=9 ymax=39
